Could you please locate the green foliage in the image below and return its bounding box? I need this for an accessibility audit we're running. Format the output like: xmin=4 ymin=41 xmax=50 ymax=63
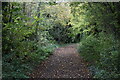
xmin=78 ymin=35 xmax=100 ymax=63
xmin=2 ymin=2 xmax=58 ymax=78
xmin=48 ymin=21 xmax=72 ymax=43
xmin=70 ymin=2 xmax=120 ymax=78
xmin=78 ymin=33 xmax=120 ymax=78
xmin=43 ymin=3 xmax=73 ymax=43
xmin=70 ymin=2 xmax=120 ymax=41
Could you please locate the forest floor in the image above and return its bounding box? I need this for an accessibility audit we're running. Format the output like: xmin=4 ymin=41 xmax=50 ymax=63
xmin=29 ymin=44 xmax=91 ymax=78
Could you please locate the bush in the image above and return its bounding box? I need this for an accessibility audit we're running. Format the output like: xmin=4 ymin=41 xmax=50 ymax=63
xmin=2 ymin=44 xmax=57 ymax=78
xmin=78 ymin=33 xmax=120 ymax=78
xmin=78 ymin=35 xmax=100 ymax=63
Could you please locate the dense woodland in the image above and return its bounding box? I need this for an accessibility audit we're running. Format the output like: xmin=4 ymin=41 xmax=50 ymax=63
xmin=2 ymin=2 xmax=120 ymax=78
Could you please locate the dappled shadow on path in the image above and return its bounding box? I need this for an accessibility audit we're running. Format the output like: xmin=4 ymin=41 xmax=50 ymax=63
xmin=30 ymin=44 xmax=91 ymax=78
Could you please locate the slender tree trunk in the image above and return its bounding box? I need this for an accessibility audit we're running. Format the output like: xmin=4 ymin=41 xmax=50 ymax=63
xmin=2 ymin=2 xmax=9 ymax=24
xmin=35 ymin=2 xmax=41 ymax=42
xmin=23 ymin=2 xmax=26 ymax=14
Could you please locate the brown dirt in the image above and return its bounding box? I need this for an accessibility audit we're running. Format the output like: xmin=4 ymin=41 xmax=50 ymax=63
xmin=29 ymin=44 xmax=91 ymax=78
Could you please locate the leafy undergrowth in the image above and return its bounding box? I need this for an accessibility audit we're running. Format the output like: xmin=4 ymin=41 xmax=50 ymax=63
xmin=78 ymin=33 xmax=120 ymax=79
xmin=2 ymin=43 xmax=58 ymax=78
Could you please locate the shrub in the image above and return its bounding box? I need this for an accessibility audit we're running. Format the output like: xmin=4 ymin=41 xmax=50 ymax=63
xmin=78 ymin=33 xmax=120 ymax=78
xmin=78 ymin=35 xmax=100 ymax=63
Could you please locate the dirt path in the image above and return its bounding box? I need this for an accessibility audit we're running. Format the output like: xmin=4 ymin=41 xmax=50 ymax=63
xmin=30 ymin=44 xmax=91 ymax=78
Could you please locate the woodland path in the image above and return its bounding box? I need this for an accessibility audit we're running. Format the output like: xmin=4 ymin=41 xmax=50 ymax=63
xmin=30 ymin=44 xmax=91 ymax=78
